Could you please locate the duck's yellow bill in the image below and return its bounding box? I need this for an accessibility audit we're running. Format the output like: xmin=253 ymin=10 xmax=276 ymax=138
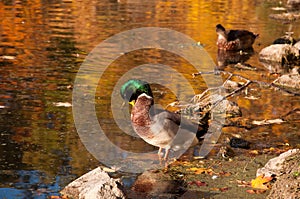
xmin=129 ymin=100 xmax=135 ymax=106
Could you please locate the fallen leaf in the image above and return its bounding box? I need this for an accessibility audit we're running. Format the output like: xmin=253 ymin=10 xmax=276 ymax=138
xmin=246 ymin=189 xmax=266 ymax=194
xmin=219 ymin=187 xmax=230 ymax=192
xmin=210 ymin=187 xmax=220 ymax=191
xmin=210 ymin=187 xmax=229 ymax=192
xmin=271 ymin=7 xmax=286 ymax=11
xmin=53 ymin=102 xmax=72 ymax=107
xmin=188 ymin=180 xmax=207 ymax=187
xmin=263 ymin=147 xmax=289 ymax=155
xmin=0 ymin=55 xmax=16 ymax=60
xmin=237 ymin=180 xmax=251 ymax=187
xmin=186 ymin=167 xmax=213 ymax=175
xmin=170 ymin=160 xmax=192 ymax=167
xmin=252 ymin=118 xmax=284 ymax=125
xmin=218 ymin=171 xmax=231 ymax=176
xmin=50 ymin=196 xmax=69 ymax=199
xmin=251 ymin=175 xmax=273 ymax=190
xmin=249 ymin=150 xmax=260 ymax=155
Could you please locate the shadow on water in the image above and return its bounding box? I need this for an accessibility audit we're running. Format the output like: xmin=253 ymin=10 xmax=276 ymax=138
xmin=216 ymin=49 xmax=255 ymax=69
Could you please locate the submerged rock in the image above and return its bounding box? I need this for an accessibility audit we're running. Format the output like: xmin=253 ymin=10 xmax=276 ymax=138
xmin=60 ymin=167 xmax=126 ymax=199
xmin=287 ymin=0 xmax=300 ymax=9
xmin=259 ymin=44 xmax=299 ymax=73
xmin=269 ymin=12 xmax=300 ymax=20
xmin=272 ymin=68 xmax=300 ymax=92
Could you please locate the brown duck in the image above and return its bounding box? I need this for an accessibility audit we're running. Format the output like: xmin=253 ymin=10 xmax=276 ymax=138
xmin=216 ymin=24 xmax=259 ymax=51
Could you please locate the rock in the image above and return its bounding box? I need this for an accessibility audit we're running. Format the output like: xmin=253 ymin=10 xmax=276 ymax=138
xmin=213 ymin=95 xmax=242 ymax=118
xmin=259 ymin=44 xmax=299 ymax=64
xmin=294 ymin=41 xmax=300 ymax=50
xmin=128 ymin=170 xmax=185 ymax=198
xmin=234 ymin=63 xmax=257 ymax=71
xmin=291 ymin=66 xmax=300 ymax=74
xmin=60 ymin=167 xmax=126 ymax=199
xmin=267 ymin=150 xmax=300 ymax=199
xmin=269 ymin=13 xmax=300 ymax=20
xmin=260 ymin=61 xmax=288 ymax=73
xmin=256 ymin=149 xmax=299 ymax=177
xmin=287 ymin=0 xmax=300 ymax=9
xmin=272 ymin=71 xmax=300 ymax=91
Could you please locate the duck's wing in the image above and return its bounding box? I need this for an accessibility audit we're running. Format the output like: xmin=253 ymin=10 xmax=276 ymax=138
xmin=227 ymin=30 xmax=257 ymax=41
xmin=226 ymin=30 xmax=258 ymax=49
xmin=150 ymin=108 xmax=205 ymax=141
xmin=151 ymin=109 xmax=200 ymax=153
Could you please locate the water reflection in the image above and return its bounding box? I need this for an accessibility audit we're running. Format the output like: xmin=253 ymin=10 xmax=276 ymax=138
xmin=0 ymin=170 xmax=62 ymax=198
xmin=216 ymin=49 xmax=254 ymax=68
xmin=0 ymin=0 xmax=299 ymax=197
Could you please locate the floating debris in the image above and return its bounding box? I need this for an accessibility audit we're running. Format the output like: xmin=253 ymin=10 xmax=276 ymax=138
xmin=0 ymin=55 xmax=16 ymax=60
xmin=53 ymin=102 xmax=72 ymax=107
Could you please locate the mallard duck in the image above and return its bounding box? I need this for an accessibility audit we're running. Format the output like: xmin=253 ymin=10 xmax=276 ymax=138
xmin=216 ymin=24 xmax=259 ymax=51
xmin=120 ymin=79 xmax=207 ymax=160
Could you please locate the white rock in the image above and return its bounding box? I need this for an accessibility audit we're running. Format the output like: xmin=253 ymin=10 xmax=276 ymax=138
xmin=294 ymin=41 xmax=300 ymax=50
xmin=257 ymin=149 xmax=299 ymax=177
xmin=259 ymin=44 xmax=299 ymax=63
xmin=60 ymin=167 xmax=126 ymax=199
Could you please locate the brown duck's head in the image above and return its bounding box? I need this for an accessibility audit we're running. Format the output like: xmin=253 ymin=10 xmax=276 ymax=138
xmin=135 ymin=93 xmax=154 ymax=107
xmin=216 ymin=24 xmax=226 ymax=33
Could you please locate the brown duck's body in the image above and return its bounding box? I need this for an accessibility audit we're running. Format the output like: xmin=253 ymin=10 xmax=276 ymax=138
xmin=216 ymin=24 xmax=259 ymax=51
xmin=131 ymin=93 xmax=200 ymax=160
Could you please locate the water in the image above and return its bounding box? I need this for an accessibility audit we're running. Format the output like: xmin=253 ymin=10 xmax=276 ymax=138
xmin=0 ymin=0 xmax=299 ymax=197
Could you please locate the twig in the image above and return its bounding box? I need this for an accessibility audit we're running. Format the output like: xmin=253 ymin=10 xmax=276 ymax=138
xmin=271 ymin=82 xmax=300 ymax=96
xmin=281 ymin=107 xmax=300 ymax=119
xmin=208 ymin=79 xmax=252 ymax=112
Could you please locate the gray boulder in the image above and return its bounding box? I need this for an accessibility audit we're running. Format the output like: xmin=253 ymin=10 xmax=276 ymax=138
xmin=60 ymin=167 xmax=126 ymax=199
xmin=259 ymin=44 xmax=299 ymax=64
xmin=257 ymin=149 xmax=299 ymax=177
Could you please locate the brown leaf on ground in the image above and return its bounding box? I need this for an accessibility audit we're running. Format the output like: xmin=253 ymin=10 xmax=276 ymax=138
xmin=246 ymin=189 xmax=267 ymax=194
xmin=170 ymin=161 xmax=192 ymax=167
xmin=188 ymin=180 xmax=207 ymax=187
xmin=237 ymin=179 xmax=251 ymax=187
xmin=219 ymin=187 xmax=230 ymax=192
xmin=251 ymin=175 xmax=273 ymax=190
xmin=210 ymin=187 xmax=230 ymax=192
xmin=50 ymin=196 xmax=69 ymax=199
xmin=218 ymin=171 xmax=231 ymax=176
xmin=263 ymin=147 xmax=290 ymax=155
xmin=249 ymin=150 xmax=260 ymax=156
xmin=186 ymin=167 xmax=213 ymax=175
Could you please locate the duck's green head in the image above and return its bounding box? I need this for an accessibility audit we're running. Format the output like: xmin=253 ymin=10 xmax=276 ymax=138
xmin=120 ymin=79 xmax=153 ymax=103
